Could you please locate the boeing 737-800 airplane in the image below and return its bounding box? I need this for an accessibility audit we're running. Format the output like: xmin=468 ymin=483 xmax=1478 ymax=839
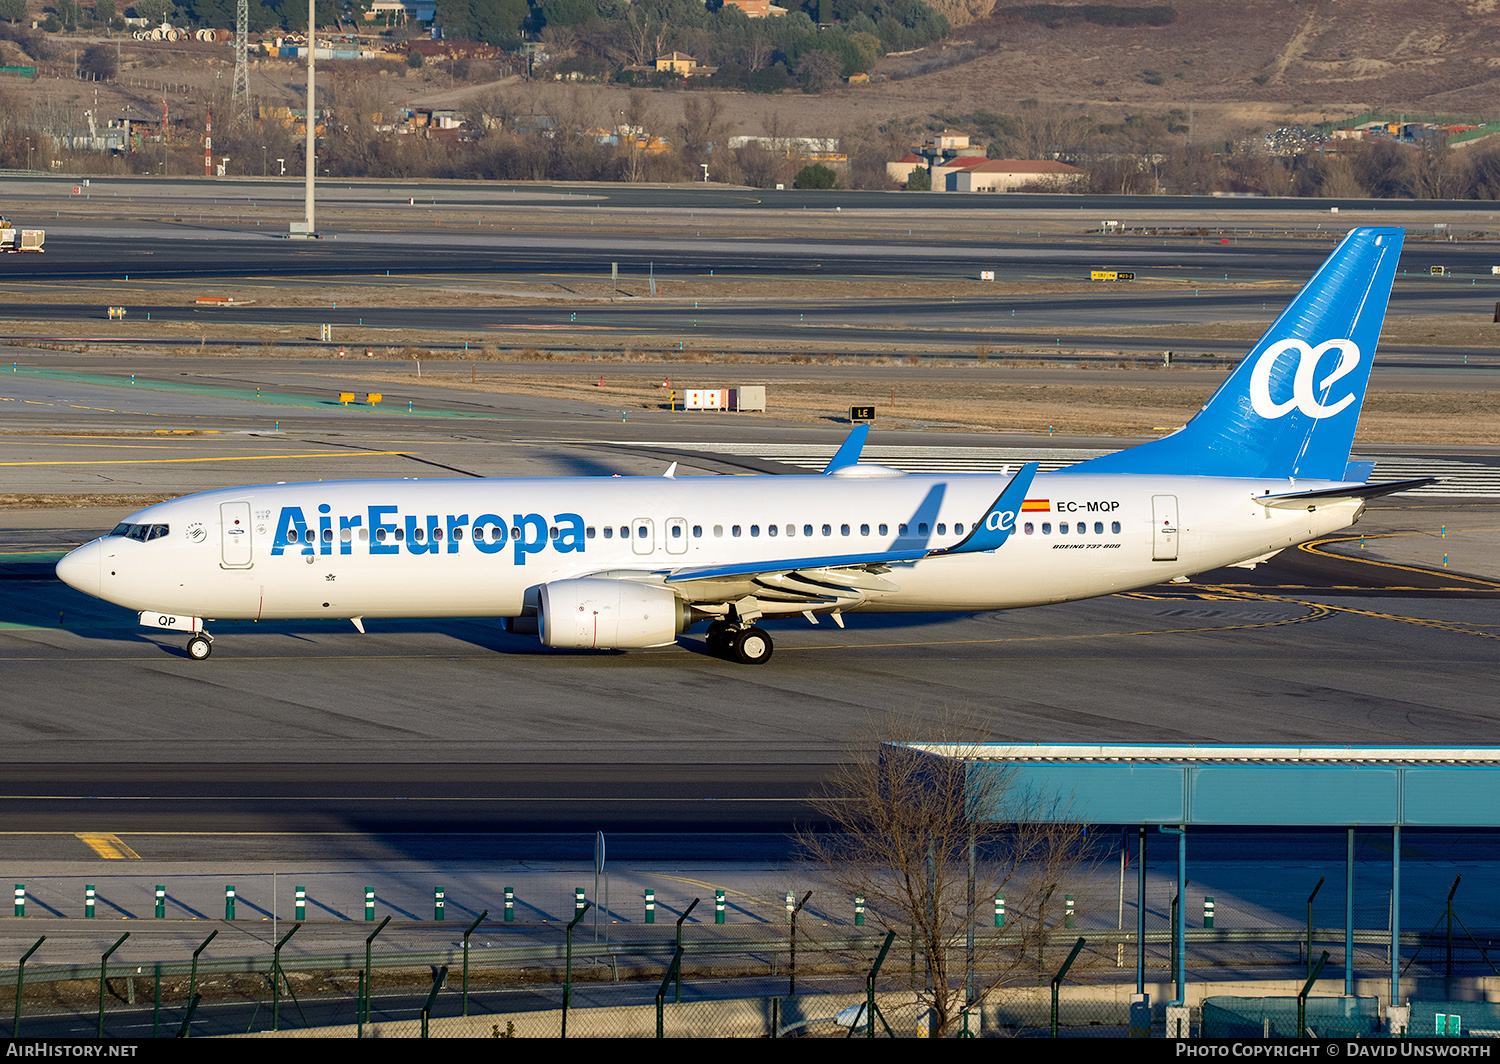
xmin=56 ymin=227 xmax=1432 ymax=664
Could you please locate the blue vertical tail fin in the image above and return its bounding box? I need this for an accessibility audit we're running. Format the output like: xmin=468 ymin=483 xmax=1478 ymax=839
xmin=1066 ymin=227 xmax=1404 ymax=481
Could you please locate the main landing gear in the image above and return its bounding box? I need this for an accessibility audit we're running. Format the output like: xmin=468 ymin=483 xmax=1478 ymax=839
xmin=705 ymin=620 xmax=773 ymax=665
xmin=186 ymin=631 xmax=214 ymax=660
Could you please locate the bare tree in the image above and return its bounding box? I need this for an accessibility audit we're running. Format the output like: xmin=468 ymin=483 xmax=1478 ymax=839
xmin=796 ymin=49 xmax=842 ymax=94
xmin=798 ymin=714 xmax=1094 ymax=1037
xmin=677 ymin=94 xmax=734 ymax=178
xmin=759 ymin=108 xmax=797 ymax=155
xmin=618 ymin=89 xmax=655 ymax=183
xmin=622 ymin=8 xmax=668 ymax=68
xmin=744 ymin=32 xmax=772 ymax=72
xmin=1411 ymin=133 xmax=1468 ymax=199
xmin=466 ymin=87 xmax=522 ymax=138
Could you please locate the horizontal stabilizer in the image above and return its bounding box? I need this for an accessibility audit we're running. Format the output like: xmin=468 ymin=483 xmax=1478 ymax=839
xmin=1254 ymin=477 xmax=1438 ymax=509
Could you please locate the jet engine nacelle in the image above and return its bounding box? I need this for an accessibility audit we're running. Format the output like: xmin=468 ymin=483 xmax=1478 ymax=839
xmin=538 ymin=579 xmax=687 ymax=649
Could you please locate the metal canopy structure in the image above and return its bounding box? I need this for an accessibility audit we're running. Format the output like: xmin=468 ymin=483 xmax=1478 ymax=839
xmin=913 ymin=743 xmax=1500 ymax=827
xmin=906 ymin=743 xmax=1500 ymax=1024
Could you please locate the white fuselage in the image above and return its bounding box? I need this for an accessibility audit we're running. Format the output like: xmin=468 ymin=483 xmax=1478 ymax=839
xmin=60 ymin=471 xmax=1363 ymax=622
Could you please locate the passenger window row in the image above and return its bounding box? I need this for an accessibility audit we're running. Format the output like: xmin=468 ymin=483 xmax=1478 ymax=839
xmin=583 ymin=521 xmax=969 ymax=540
xmin=1024 ymin=521 xmax=1123 ymax=536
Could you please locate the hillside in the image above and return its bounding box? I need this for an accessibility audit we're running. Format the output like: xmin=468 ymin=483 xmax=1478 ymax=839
xmin=859 ymin=0 xmax=1500 ymax=139
xmin=4 ymin=0 xmax=1500 ymax=178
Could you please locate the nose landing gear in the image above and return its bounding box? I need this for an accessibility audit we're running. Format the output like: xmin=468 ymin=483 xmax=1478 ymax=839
xmin=186 ymin=631 xmax=214 ymax=660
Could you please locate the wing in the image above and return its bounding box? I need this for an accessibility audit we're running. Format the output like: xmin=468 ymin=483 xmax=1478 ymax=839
xmin=661 ymin=463 xmax=1039 ymax=612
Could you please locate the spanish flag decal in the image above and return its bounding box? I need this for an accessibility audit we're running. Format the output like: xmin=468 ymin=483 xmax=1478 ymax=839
xmin=1021 ymin=499 xmax=1051 ymax=512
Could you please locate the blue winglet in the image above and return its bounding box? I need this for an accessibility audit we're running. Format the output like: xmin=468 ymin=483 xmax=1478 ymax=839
xmin=932 ymin=462 xmax=1039 ymax=555
xmin=823 ymin=425 xmax=870 ymax=474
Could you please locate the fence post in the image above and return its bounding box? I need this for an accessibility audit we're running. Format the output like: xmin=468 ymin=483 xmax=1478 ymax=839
xmin=184 ymin=929 xmax=217 ymax=1039
xmin=97 ymin=932 xmax=129 ymax=1039
xmin=1298 ymin=951 xmax=1330 ymax=1038
xmin=1050 ymin=937 xmax=1087 ymax=1038
xmin=1307 ymin=877 xmax=1325 ymax=981
xmin=462 ymin=909 xmax=488 ymax=1017
xmin=562 ymin=901 xmax=592 ymax=1038
xmin=789 ymin=891 xmax=812 ymax=997
xmin=13 ymin=936 xmax=44 ymax=1037
xmin=360 ymin=915 xmax=391 ymax=1038
xmin=656 ymin=947 xmax=684 ymax=1038
xmin=862 ymin=930 xmax=896 ymax=1039
xmin=271 ymin=923 xmax=300 ymax=1032
xmin=675 ymin=898 xmax=700 ymax=1004
xmin=420 ymin=966 xmax=447 ymax=1038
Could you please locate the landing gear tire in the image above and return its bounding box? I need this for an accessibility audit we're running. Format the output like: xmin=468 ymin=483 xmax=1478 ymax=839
xmin=731 ymin=626 xmax=773 ymax=665
xmin=186 ymin=634 xmax=213 ymax=660
xmin=705 ymin=620 xmax=733 ymax=655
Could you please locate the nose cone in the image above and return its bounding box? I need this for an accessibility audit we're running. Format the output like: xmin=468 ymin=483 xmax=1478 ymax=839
xmin=56 ymin=540 xmax=102 ymax=598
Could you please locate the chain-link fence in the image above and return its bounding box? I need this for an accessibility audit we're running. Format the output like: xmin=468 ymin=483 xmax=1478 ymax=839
xmin=0 ymin=922 xmax=1471 ymax=1038
xmin=0 ymin=839 xmax=1495 ymax=1038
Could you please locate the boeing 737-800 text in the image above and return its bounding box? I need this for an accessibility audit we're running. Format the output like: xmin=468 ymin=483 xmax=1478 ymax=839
xmin=56 ymin=227 xmax=1432 ymax=664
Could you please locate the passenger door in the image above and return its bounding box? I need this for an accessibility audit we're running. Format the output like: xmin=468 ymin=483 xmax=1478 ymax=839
xmin=1152 ymin=495 xmax=1179 ymax=561
xmin=220 ymin=501 xmax=253 ymax=568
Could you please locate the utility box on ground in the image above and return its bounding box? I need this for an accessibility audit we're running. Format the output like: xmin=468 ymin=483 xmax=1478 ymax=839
xmin=685 ymin=389 xmax=725 ymax=410
xmin=729 ymin=386 xmax=765 ymax=412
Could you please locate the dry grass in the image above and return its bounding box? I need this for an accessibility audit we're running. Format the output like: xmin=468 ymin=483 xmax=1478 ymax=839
xmin=0 ymin=493 xmax=181 ymax=511
xmin=340 ymin=370 xmax=1500 ymax=443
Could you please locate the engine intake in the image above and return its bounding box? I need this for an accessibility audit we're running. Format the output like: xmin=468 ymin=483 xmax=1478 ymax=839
xmin=538 ymin=579 xmax=687 ymax=650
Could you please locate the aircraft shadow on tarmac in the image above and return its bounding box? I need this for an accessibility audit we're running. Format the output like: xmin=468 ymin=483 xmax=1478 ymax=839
xmin=12 ymin=549 xmax=1481 ymax=661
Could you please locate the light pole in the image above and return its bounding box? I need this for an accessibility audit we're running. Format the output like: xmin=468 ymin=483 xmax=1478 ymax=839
xmin=261 ymin=144 xmax=266 ymax=175
xmin=304 ymin=0 xmax=315 ymax=235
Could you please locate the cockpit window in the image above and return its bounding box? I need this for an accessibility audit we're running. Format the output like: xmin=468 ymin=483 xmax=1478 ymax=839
xmin=110 ymin=523 xmax=170 ymax=542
